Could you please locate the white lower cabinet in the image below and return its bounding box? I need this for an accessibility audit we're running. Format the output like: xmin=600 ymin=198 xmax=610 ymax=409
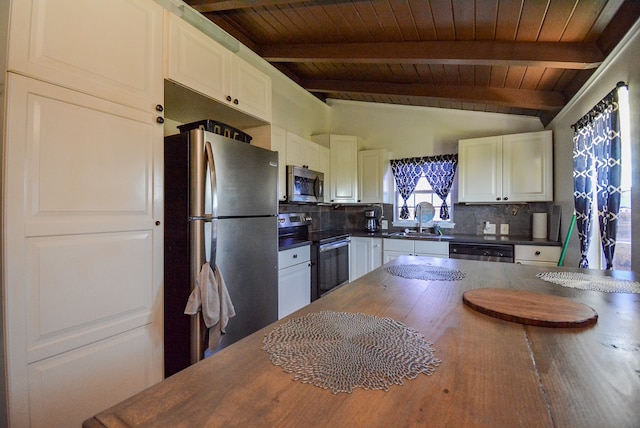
xmin=515 ymin=245 xmax=561 ymax=266
xmin=350 ymin=237 xmax=383 ymax=281
xmin=278 ymin=246 xmax=311 ymax=319
xmin=383 ymin=239 xmax=449 ymax=263
xmin=414 ymin=240 xmax=450 ymax=257
xmin=383 ymin=239 xmax=413 ymax=263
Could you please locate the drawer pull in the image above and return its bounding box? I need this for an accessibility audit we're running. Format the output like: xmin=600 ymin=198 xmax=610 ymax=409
xmin=535 ymin=251 xmax=541 ymax=256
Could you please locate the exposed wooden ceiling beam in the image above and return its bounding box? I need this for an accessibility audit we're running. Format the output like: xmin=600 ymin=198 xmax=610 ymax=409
xmin=261 ymin=41 xmax=604 ymax=70
xmin=189 ymin=0 xmax=308 ymax=13
xmin=301 ymin=79 xmax=565 ymax=111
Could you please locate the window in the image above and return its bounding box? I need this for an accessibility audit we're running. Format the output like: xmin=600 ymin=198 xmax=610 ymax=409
xmin=389 ymin=154 xmax=458 ymax=225
xmin=394 ymin=176 xmax=453 ymax=222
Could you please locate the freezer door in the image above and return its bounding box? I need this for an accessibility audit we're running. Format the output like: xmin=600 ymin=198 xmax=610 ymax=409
xmin=215 ymin=216 xmax=278 ymax=350
xmin=203 ymin=131 xmax=278 ymax=217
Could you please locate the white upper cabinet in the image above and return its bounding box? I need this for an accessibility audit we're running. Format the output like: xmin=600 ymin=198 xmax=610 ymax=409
xmin=230 ymin=55 xmax=273 ymax=121
xmin=458 ymin=130 xmax=553 ymax=203
xmin=165 ymin=12 xmax=272 ymax=122
xmin=8 ymin=0 xmax=164 ymax=114
xmin=313 ymin=134 xmax=360 ymax=203
xmin=249 ymin=126 xmax=326 ymax=201
xmin=502 ymin=131 xmax=554 ymax=202
xmin=458 ymin=135 xmax=503 ymax=202
xmin=358 ymin=149 xmax=389 ymax=203
xmin=287 ymin=132 xmax=320 ymax=171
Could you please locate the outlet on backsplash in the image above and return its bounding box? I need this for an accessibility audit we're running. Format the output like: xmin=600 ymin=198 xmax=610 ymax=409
xmin=500 ymin=224 xmax=509 ymax=235
xmin=483 ymin=222 xmax=496 ymax=234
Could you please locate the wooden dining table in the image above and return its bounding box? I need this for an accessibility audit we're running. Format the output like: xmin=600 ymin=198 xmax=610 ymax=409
xmin=84 ymin=257 xmax=640 ymax=427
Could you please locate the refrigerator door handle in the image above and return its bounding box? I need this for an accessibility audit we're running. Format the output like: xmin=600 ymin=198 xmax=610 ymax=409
xmin=205 ymin=141 xmax=218 ymax=267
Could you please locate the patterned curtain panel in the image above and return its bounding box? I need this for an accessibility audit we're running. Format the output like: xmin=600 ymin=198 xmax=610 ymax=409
xmin=573 ymin=127 xmax=595 ymax=268
xmin=594 ymin=91 xmax=622 ymax=269
xmin=390 ymin=158 xmax=425 ymax=219
xmin=572 ymin=85 xmax=623 ymax=269
xmin=421 ymin=155 xmax=458 ymax=220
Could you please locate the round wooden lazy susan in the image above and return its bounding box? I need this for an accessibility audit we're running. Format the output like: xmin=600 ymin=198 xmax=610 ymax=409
xmin=462 ymin=288 xmax=598 ymax=328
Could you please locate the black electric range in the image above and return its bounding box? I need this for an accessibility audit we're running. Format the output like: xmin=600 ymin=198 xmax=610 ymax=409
xmin=308 ymin=229 xmax=351 ymax=244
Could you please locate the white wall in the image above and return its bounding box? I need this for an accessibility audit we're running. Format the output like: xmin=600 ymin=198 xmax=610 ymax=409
xmin=0 ymin=0 xmax=8 ymax=423
xmin=325 ymin=99 xmax=543 ymax=158
xmin=548 ymin=19 xmax=640 ymax=271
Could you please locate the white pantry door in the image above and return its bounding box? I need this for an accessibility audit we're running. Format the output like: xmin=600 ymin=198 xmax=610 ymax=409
xmin=4 ymin=74 xmax=164 ymax=427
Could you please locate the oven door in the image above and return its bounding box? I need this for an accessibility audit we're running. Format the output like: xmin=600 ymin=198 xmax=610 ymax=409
xmin=316 ymin=239 xmax=350 ymax=298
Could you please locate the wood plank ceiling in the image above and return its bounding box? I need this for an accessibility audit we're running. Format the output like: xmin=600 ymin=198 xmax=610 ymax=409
xmin=185 ymin=0 xmax=640 ymax=125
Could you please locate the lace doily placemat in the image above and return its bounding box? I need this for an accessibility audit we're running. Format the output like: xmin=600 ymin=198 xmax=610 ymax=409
xmin=262 ymin=311 xmax=441 ymax=394
xmin=536 ymin=272 xmax=640 ymax=293
xmin=386 ymin=264 xmax=466 ymax=281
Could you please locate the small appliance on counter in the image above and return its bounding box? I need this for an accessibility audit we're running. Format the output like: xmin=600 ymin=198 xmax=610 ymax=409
xmin=364 ymin=208 xmax=380 ymax=232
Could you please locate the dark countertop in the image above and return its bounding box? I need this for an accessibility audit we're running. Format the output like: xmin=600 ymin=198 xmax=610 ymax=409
xmin=278 ymin=237 xmax=312 ymax=252
xmin=348 ymin=230 xmax=562 ymax=246
xmin=278 ymin=229 xmax=561 ymax=251
xmin=308 ymin=229 xmax=351 ymax=244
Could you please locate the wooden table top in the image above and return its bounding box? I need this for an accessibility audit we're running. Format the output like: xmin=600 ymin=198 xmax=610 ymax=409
xmin=85 ymin=257 xmax=640 ymax=428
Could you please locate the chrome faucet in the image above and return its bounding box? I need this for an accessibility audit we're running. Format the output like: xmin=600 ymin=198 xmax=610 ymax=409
xmin=415 ymin=204 xmax=423 ymax=233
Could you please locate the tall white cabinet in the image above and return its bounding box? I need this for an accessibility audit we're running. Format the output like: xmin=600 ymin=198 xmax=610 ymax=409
xmin=312 ymin=134 xmax=360 ymax=203
xmin=5 ymin=1 xmax=164 ymax=426
xmin=358 ymin=149 xmax=390 ymax=203
xmin=458 ymin=130 xmax=553 ymax=203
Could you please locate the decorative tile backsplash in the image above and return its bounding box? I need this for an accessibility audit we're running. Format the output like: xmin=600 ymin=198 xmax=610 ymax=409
xmin=279 ymin=201 xmax=554 ymax=239
xmin=279 ymin=203 xmax=393 ymax=232
xmin=451 ymin=202 xmax=552 ymax=237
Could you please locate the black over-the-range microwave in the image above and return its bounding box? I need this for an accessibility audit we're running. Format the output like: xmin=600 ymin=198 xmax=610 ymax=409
xmin=286 ymin=165 xmax=324 ymax=203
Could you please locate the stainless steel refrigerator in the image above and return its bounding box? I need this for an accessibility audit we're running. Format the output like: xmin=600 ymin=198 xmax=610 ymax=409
xmin=164 ymin=128 xmax=278 ymax=377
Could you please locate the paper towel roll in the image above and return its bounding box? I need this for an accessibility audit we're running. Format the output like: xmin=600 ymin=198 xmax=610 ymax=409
xmin=532 ymin=213 xmax=548 ymax=239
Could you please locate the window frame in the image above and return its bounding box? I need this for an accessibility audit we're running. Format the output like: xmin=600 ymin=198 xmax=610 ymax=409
xmin=392 ymin=175 xmax=455 ymax=228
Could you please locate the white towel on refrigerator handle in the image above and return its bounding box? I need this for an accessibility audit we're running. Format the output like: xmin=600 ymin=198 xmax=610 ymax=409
xmin=184 ymin=262 xmax=236 ymax=351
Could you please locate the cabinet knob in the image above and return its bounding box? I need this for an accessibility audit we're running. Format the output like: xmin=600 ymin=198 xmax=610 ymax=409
xmin=155 ymin=104 xmax=164 ymax=112
xmin=233 ymin=99 xmax=239 ymax=105
xmin=155 ymin=221 xmax=161 ymax=226
xmin=535 ymin=251 xmax=541 ymax=256
xmin=496 ymin=197 xmax=501 ymax=201
xmin=504 ymin=197 xmax=509 ymax=201
xmin=293 ymin=254 xmax=298 ymax=259
xmin=226 ymin=95 xmax=232 ymax=102
xmin=156 ymin=117 xmax=164 ymax=124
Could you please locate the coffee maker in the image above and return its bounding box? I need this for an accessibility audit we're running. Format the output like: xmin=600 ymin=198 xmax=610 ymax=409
xmin=364 ymin=209 xmax=379 ymax=232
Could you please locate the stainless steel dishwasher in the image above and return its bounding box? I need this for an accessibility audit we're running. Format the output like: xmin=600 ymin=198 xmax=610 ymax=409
xmin=449 ymin=242 xmax=514 ymax=263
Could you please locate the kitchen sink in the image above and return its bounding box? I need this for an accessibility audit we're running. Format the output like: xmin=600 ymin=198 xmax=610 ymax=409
xmin=387 ymin=231 xmax=455 ymax=240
